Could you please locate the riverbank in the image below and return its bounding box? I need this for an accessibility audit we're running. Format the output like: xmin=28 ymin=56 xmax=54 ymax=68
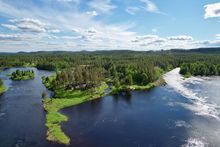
xmin=42 ymin=75 xmax=165 ymax=145
xmin=111 ymin=77 xmax=165 ymax=94
xmin=0 ymin=85 xmax=7 ymax=94
xmin=43 ymin=82 xmax=108 ymax=145
xmin=0 ymin=77 xmax=7 ymax=94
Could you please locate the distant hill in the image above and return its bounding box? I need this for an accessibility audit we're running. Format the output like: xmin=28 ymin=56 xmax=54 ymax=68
xmin=167 ymin=47 xmax=220 ymax=54
xmin=0 ymin=47 xmax=220 ymax=56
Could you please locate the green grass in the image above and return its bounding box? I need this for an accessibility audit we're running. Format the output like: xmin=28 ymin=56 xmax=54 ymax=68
xmin=43 ymin=82 xmax=108 ymax=145
xmin=42 ymin=74 xmax=165 ymax=145
xmin=10 ymin=75 xmax=34 ymax=81
xmin=42 ymin=75 xmax=56 ymax=89
xmin=0 ymin=86 xmax=7 ymax=94
xmin=111 ymin=84 xmax=155 ymax=94
xmin=111 ymin=77 xmax=165 ymax=94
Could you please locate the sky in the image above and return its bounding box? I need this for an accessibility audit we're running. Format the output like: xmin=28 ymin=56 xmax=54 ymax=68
xmin=0 ymin=0 xmax=220 ymax=52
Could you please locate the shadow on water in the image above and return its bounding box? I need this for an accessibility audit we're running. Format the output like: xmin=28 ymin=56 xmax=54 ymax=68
xmin=112 ymin=91 xmax=132 ymax=104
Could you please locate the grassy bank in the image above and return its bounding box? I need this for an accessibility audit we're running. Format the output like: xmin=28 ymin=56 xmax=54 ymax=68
xmin=111 ymin=76 xmax=165 ymax=94
xmin=43 ymin=82 xmax=108 ymax=145
xmin=111 ymin=84 xmax=154 ymax=94
xmin=0 ymin=86 xmax=7 ymax=94
xmin=42 ymin=75 xmax=165 ymax=145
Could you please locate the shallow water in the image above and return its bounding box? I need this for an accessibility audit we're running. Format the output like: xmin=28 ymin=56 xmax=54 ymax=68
xmin=0 ymin=68 xmax=220 ymax=147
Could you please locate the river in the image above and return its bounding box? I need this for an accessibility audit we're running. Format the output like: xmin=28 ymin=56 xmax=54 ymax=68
xmin=0 ymin=68 xmax=220 ymax=147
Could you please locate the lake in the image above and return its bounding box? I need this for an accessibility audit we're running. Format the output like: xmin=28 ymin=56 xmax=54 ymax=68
xmin=0 ymin=68 xmax=220 ymax=147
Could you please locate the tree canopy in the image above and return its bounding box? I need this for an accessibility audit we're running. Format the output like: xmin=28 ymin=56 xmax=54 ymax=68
xmin=10 ymin=69 xmax=35 ymax=81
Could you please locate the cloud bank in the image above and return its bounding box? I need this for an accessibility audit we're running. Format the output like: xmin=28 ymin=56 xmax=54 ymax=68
xmin=204 ymin=2 xmax=220 ymax=19
xmin=0 ymin=0 xmax=219 ymax=52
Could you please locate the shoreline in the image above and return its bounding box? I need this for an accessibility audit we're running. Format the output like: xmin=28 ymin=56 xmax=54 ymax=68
xmin=0 ymin=86 xmax=7 ymax=95
xmin=43 ymin=82 xmax=108 ymax=145
xmin=42 ymin=76 xmax=166 ymax=145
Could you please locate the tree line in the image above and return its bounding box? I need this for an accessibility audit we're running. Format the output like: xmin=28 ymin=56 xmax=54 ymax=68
xmin=180 ymin=62 xmax=220 ymax=76
xmin=42 ymin=62 xmax=162 ymax=91
xmin=1 ymin=50 xmax=220 ymax=90
xmin=46 ymin=66 xmax=105 ymax=90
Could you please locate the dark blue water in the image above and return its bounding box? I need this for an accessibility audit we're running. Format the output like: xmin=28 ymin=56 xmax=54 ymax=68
xmin=0 ymin=68 xmax=220 ymax=147
xmin=61 ymin=88 xmax=193 ymax=147
xmin=0 ymin=68 xmax=61 ymax=147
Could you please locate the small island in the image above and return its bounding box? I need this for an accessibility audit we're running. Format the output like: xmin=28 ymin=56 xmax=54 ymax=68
xmin=9 ymin=69 xmax=35 ymax=81
xmin=0 ymin=78 xmax=7 ymax=94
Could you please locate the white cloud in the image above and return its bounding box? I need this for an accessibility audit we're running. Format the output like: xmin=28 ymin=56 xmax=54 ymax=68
xmin=211 ymin=40 xmax=220 ymax=46
xmin=10 ymin=18 xmax=45 ymax=27
xmin=86 ymin=27 xmax=98 ymax=34
xmin=48 ymin=29 xmax=61 ymax=33
xmin=3 ymin=18 xmax=61 ymax=34
xmin=10 ymin=18 xmax=46 ymax=33
xmin=130 ymin=34 xmax=211 ymax=50
xmin=126 ymin=7 xmax=140 ymax=15
xmin=216 ymin=34 xmax=220 ymax=39
xmin=194 ymin=40 xmax=220 ymax=47
xmin=0 ymin=33 xmax=36 ymax=42
xmin=86 ymin=11 xmax=98 ymax=17
xmin=167 ymin=35 xmax=193 ymax=41
xmin=0 ymin=0 xmax=219 ymax=52
xmin=1 ymin=24 xmax=18 ymax=31
xmin=89 ymin=0 xmax=116 ymax=13
xmin=57 ymin=0 xmax=80 ymax=3
xmin=208 ymin=40 xmax=220 ymax=46
xmin=72 ymin=27 xmax=81 ymax=33
xmin=132 ymin=35 xmax=158 ymax=42
xmin=0 ymin=34 xmax=21 ymax=41
xmin=204 ymin=2 xmax=220 ymax=19
xmin=139 ymin=0 xmax=164 ymax=14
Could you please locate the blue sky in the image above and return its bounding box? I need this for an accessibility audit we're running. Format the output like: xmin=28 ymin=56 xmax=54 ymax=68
xmin=0 ymin=0 xmax=220 ymax=52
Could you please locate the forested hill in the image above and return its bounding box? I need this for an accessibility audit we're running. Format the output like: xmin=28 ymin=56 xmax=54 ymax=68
xmin=1 ymin=47 xmax=220 ymax=73
xmin=1 ymin=47 xmax=220 ymax=56
xmin=167 ymin=47 xmax=220 ymax=54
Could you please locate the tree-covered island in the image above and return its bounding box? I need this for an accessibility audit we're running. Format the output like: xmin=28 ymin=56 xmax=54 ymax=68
xmin=9 ymin=69 xmax=35 ymax=81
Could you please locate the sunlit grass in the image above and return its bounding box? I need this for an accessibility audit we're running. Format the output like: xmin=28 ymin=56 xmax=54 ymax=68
xmin=0 ymin=86 xmax=7 ymax=94
xmin=43 ymin=82 xmax=108 ymax=145
xmin=43 ymin=75 xmax=165 ymax=145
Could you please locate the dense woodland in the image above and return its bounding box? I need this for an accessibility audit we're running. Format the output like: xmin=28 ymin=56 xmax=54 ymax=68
xmin=1 ymin=48 xmax=220 ymax=90
xmin=180 ymin=62 xmax=220 ymax=76
xmin=46 ymin=66 xmax=105 ymax=90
